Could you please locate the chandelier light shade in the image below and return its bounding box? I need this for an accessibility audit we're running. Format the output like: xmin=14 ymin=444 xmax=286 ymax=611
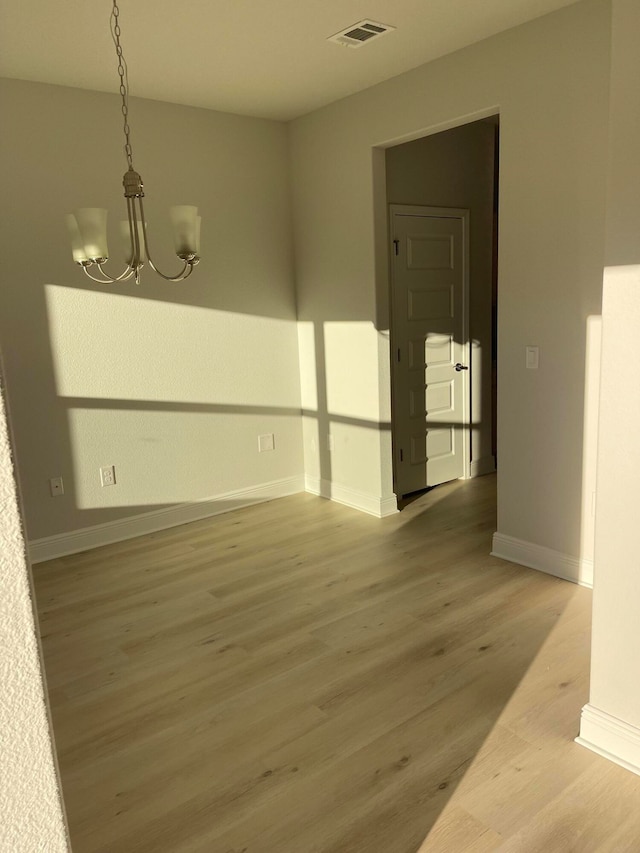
xmin=67 ymin=0 xmax=201 ymax=284
xmin=169 ymin=206 xmax=202 ymax=258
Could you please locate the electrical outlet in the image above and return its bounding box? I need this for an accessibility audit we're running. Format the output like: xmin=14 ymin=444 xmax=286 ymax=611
xmin=258 ymin=433 xmax=275 ymax=453
xmin=100 ymin=465 xmax=116 ymax=487
xmin=49 ymin=476 xmax=64 ymax=497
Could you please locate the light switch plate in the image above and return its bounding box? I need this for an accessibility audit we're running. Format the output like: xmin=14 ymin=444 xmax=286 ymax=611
xmin=49 ymin=476 xmax=64 ymax=497
xmin=526 ymin=346 xmax=539 ymax=369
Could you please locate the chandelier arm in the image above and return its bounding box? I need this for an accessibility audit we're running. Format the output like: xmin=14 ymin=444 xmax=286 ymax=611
xmin=147 ymin=259 xmax=194 ymax=281
xmin=97 ymin=263 xmax=137 ymax=282
xmin=85 ymin=198 xmax=140 ymax=285
xmin=138 ymin=198 xmax=195 ymax=282
xmin=145 ymin=256 xmax=193 ymax=282
xmin=82 ymin=264 xmax=134 ymax=284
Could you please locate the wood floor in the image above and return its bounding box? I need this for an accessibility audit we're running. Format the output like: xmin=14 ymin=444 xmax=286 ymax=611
xmin=33 ymin=475 xmax=640 ymax=852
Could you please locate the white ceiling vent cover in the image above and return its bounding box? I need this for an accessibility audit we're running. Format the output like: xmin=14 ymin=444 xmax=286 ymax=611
xmin=328 ymin=20 xmax=396 ymax=49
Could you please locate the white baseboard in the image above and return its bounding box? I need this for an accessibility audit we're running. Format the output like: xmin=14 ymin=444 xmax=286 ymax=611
xmin=470 ymin=455 xmax=496 ymax=478
xmin=305 ymin=476 xmax=398 ymax=518
xmin=29 ymin=475 xmax=305 ymax=563
xmin=576 ymin=704 xmax=640 ymax=777
xmin=491 ymin=532 xmax=593 ymax=588
xmin=304 ymin=475 xmax=324 ymax=498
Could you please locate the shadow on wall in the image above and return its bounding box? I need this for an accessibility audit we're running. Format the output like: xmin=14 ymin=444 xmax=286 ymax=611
xmin=0 ymin=81 xmax=499 ymax=553
xmin=37 ymin=280 xmax=480 ymax=544
xmin=11 ymin=278 xmax=397 ymax=548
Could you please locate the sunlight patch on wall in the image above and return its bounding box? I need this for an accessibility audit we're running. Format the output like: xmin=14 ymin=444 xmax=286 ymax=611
xmin=324 ymin=321 xmax=381 ymax=421
xmin=579 ymin=315 xmax=600 ymax=583
xmin=297 ymin=321 xmax=318 ymax=410
xmin=45 ymin=285 xmax=301 ymax=408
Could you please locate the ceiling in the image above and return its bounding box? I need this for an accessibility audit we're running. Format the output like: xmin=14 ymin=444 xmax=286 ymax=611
xmin=0 ymin=0 xmax=580 ymax=121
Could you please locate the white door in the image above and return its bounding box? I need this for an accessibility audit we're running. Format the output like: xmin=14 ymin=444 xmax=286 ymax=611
xmin=391 ymin=206 xmax=470 ymax=497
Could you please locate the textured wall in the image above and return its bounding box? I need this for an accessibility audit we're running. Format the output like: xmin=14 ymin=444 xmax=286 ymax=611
xmin=0 ymin=363 xmax=69 ymax=850
xmin=0 ymin=78 xmax=303 ymax=544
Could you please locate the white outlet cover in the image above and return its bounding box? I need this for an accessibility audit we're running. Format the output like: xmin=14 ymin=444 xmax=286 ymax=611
xmin=258 ymin=433 xmax=275 ymax=452
xmin=100 ymin=465 xmax=116 ymax=486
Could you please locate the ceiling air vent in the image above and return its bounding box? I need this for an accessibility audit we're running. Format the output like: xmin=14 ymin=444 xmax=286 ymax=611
xmin=328 ymin=20 xmax=395 ymax=49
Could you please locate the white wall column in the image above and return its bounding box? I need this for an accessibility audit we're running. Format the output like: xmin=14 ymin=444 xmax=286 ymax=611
xmin=577 ymin=0 xmax=640 ymax=776
xmin=577 ymin=266 xmax=640 ymax=774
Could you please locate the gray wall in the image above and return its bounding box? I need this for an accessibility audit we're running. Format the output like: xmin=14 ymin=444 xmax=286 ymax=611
xmin=0 ymin=79 xmax=304 ymax=543
xmin=291 ymin=0 xmax=610 ymax=559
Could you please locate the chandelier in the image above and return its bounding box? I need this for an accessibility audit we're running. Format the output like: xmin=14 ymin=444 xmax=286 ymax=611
xmin=65 ymin=1 xmax=201 ymax=284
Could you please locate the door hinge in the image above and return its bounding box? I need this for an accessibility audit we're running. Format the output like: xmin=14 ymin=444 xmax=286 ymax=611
xmin=399 ymin=449 xmax=404 ymax=462
xmin=393 ymin=239 xmax=399 ymax=256
xmin=397 ymin=348 xmax=401 ymax=362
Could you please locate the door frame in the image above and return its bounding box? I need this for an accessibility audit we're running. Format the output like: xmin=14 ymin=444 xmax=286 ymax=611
xmin=389 ymin=204 xmax=471 ymax=496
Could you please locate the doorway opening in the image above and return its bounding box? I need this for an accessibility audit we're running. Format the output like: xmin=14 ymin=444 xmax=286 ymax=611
xmin=385 ymin=116 xmax=500 ymax=502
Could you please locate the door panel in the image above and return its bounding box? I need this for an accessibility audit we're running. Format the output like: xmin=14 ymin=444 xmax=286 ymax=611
xmin=407 ymin=235 xmax=454 ymax=269
xmin=391 ymin=208 xmax=469 ymax=497
xmin=408 ymin=286 xmax=453 ymax=321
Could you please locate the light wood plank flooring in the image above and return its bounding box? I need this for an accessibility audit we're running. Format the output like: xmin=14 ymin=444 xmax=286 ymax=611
xmin=33 ymin=475 xmax=640 ymax=852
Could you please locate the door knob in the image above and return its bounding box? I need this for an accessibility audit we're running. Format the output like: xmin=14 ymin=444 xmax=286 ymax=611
xmin=454 ymin=363 xmax=468 ymax=372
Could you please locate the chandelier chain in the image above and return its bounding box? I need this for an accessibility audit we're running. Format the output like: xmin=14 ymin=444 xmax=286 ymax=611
xmin=111 ymin=0 xmax=134 ymax=169
xmin=68 ymin=0 xmax=200 ymax=283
